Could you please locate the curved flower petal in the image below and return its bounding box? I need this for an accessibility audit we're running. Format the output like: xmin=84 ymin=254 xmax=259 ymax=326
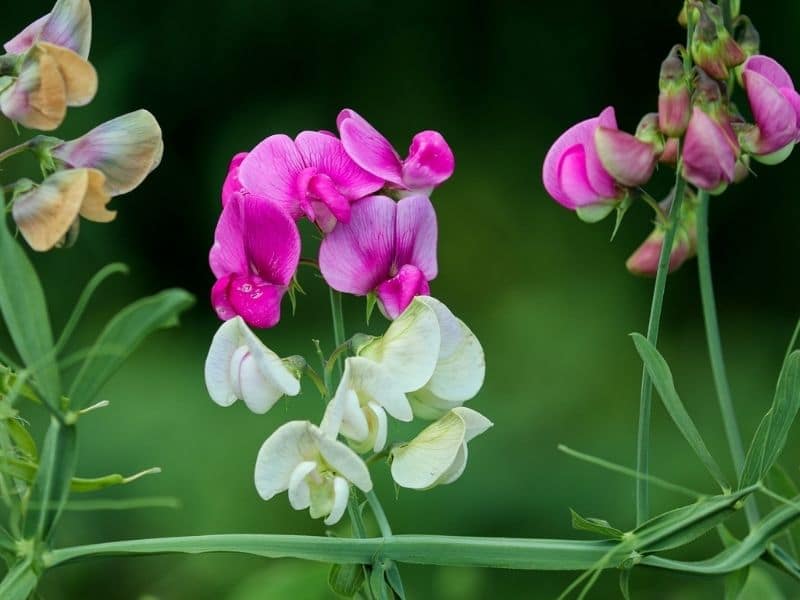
xmin=226 ymin=275 xmax=287 ymax=329
xmin=557 ymin=145 xmax=601 ymax=208
xmin=324 ymin=476 xmax=350 ymax=525
xmin=438 ymin=443 xmax=468 ymax=485
xmin=209 ymin=197 xmax=248 ymax=278
xmin=0 ymin=47 xmax=66 ymax=131
xmin=454 ymin=406 xmax=493 ymax=442
xmin=221 ymin=152 xmax=248 ymax=207
xmin=40 ymin=42 xmax=96 ymax=107
xmin=337 ymin=109 xmax=404 ymax=186
xmin=743 ymin=70 xmax=798 ymax=154
xmin=745 ymin=55 xmax=795 ymax=89
xmin=319 ymin=195 xmax=396 ymax=295
xmin=238 ymin=355 xmax=285 ymax=414
xmin=78 ymin=168 xmax=113 ymax=222
xmin=376 ymin=264 xmax=430 ymax=320
xmin=287 ymin=461 xmax=316 ymax=510
xmin=394 ymin=194 xmax=438 ymax=281
xmin=366 ymin=401 xmax=389 ymax=453
xmin=4 ymin=15 xmax=49 ymax=55
xmin=584 ymin=106 xmax=619 ymax=198
xmin=254 ymin=421 xmax=310 ymax=501
xmin=401 ymin=130 xmax=455 ymax=191
xmin=204 ymin=318 xmax=242 ymax=407
xmin=295 ymin=131 xmax=383 ymax=200
xmin=239 ymin=134 xmax=305 ymax=219
xmin=6 ymin=0 xmax=92 ymax=58
xmin=594 ymin=127 xmax=657 ymax=187
xmin=683 ymin=108 xmax=737 ymax=190
xmin=242 ymin=197 xmax=301 ymax=287
xmin=341 ymin=356 xmax=413 ymax=422
xmin=240 ymin=325 xmax=301 ymax=397
xmin=314 ymin=426 xmax=372 ymax=492
xmin=211 ymin=276 xmax=236 ymax=321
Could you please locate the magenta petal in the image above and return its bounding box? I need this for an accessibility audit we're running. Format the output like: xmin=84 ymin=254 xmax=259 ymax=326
xmin=745 ymin=55 xmax=795 ymax=90
xmin=239 ymin=135 xmax=305 ymax=219
xmin=295 ymin=131 xmax=383 ymax=200
xmin=401 ymin=130 xmax=455 ymax=190
xmin=594 ymin=127 xmax=657 ymax=187
xmin=319 ymin=195 xmax=396 ymax=295
xmin=242 ymin=198 xmax=301 ymax=287
xmin=209 ymin=198 xmax=248 ymax=279
xmin=227 ymin=274 xmax=286 ymax=329
xmin=394 ymin=194 xmax=438 ymax=281
xmin=744 ymin=70 xmax=798 ymax=154
xmin=376 ymin=265 xmax=431 ymax=320
xmin=211 ymin=276 xmax=237 ymax=321
xmin=337 ymin=109 xmax=404 ymax=186
xmin=557 ymin=145 xmax=601 ymax=208
xmin=783 ymin=87 xmax=800 ymax=141
xmin=221 ymin=152 xmax=248 ymax=207
xmin=4 ymin=15 xmax=48 ymax=54
xmin=307 ymin=173 xmax=351 ymax=223
xmin=583 ymin=106 xmax=619 ymax=199
xmin=683 ymin=108 xmax=737 ymax=190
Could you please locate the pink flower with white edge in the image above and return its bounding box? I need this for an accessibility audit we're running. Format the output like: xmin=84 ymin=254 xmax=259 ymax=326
xmin=209 ymin=195 xmax=300 ymax=329
xmin=319 ymin=194 xmax=437 ymax=319
xmin=740 ymin=55 xmax=800 ymax=163
xmin=682 ymin=107 xmax=739 ymax=192
xmin=237 ymin=132 xmax=383 ymax=232
xmin=5 ymin=0 xmax=92 ymax=60
xmin=542 ymin=106 xmax=656 ymax=222
xmin=337 ymin=109 xmax=455 ymax=195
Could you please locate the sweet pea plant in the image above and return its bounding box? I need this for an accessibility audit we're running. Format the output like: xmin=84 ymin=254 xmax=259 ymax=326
xmin=0 ymin=0 xmax=799 ymax=598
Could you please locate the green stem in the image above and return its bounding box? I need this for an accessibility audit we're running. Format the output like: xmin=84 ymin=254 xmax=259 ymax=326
xmin=696 ymin=191 xmax=757 ymax=527
xmin=365 ymin=490 xmax=393 ymax=538
xmin=635 ymin=172 xmax=686 ymax=525
xmin=0 ymin=142 xmax=30 ymax=165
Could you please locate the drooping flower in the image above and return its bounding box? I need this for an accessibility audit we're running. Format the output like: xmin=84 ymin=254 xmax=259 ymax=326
xmin=321 ymin=298 xmax=441 ymax=452
xmin=739 ymin=55 xmax=800 ymax=163
xmin=390 ymin=407 xmax=492 ymax=490
xmin=209 ymin=194 xmax=301 ymax=328
xmin=4 ymin=0 xmax=92 ymax=59
xmin=12 ymin=168 xmax=111 ymax=251
xmin=51 ymin=110 xmax=163 ymax=195
xmin=542 ymin=107 xmax=656 ymax=222
xmin=407 ymin=296 xmax=485 ymax=420
xmin=205 ymin=317 xmax=302 ymax=414
xmin=337 ymin=108 xmax=455 ymax=195
xmin=254 ymin=421 xmax=372 ymax=525
xmin=237 ymin=131 xmax=383 ymax=232
xmin=682 ymin=107 xmax=738 ymax=192
xmin=319 ymin=194 xmax=437 ymax=319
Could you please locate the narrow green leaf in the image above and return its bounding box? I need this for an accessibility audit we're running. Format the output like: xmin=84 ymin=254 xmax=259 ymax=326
xmin=740 ymin=352 xmax=800 ymax=488
xmin=368 ymin=562 xmax=391 ymax=600
xmin=619 ymin=569 xmax=631 ymax=600
xmin=767 ymin=465 xmax=800 ymax=558
xmin=6 ymin=418 xmax=37 ymax=461
xmin=329 ymin=563 xmax=365 ymax=598
xmin=54 ymin=263 xmax=129 ymax=355
xmin=570 ymin=509 xmax=624 ymax=540
xmin=0 ymin=559 xmax=38 ymax=600
xmin=0 ymin=202 xmax=60 ymax=408
xmin=631 ymin=333 xmax=730 ymax=491
xmin=68 ymin=289 xmax=195 ymax=406
xmin=724 ymin=565 xmax=749 ymax=600
xmin=764 ymin=543 xmax=800 ymax=582
xmin=0 ymin=456 xmax=159 ymax=493
xmin=366 ymin=293 xmax=377 ymax=325
xmin=384 ymin=561 xmax=405 ymax=600
xmin=23 ymin=419 xmax=76 ymax=540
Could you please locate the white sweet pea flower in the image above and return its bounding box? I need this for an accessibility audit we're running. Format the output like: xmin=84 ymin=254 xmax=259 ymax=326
xmin=409 ymin=297 xmax=485 ymax=420
xmin=390 ymin=407 xmax=492 ymax=490
xmin=204 ymin=317 xmax=301 ymax=414
xmin=254 ymin=421 xmax=372 ymax=525
xmin=321 ymin=298 xmax=440 ymax=453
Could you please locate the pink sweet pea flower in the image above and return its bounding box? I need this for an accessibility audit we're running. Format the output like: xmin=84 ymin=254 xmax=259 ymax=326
xmin=319 ymin=194 xmax=437 ymax=319
xmin=209 ymin=195 xmax=301 ymax=329
xmin=5 ymin=0 xmax=92 ymax=60
xmin=682 ymin=107 xmax=738 ymax=191
xmin=237 ymin=132 xmax=383 ymax=233
xmin=337 ymin=109 xmax=455 ymax=194
xmin=740 ymin=55 xmax=800 ymax=161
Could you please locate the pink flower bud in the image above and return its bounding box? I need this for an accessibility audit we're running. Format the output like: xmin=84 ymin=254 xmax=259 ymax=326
xmin=682 ymin=107 xmax=739 ymax=192
xmin=626 ymin=204 xmax=697 ymax=277
xmin=635 ymin=113 xmax=665 ymax=155
xmin=594 ymin=127 xmax=658 ymax=188
xmin=658 ymin=46 xmax=691 ymax=137
xmin=690 ymin=5 xmax=745 ymax=81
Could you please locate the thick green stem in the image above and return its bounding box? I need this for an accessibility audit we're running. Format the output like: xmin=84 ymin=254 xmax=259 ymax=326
xmin=636 ymin=173 xmax=686 ymax=525
xmin=696 ymin=191 xmax=758 ymax=527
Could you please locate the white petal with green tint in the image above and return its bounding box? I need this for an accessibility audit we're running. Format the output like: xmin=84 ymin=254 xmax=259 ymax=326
xmin=324 ymin=476 xmax=350 ymax=525
xmin=254 ymin=421 xmax=311 ymax=501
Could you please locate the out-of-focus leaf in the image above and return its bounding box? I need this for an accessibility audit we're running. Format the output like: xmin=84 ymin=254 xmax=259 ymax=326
xmin=68 ymin=289 xmax=194 ymax=406
xmin=767 ymin=464 xmax=800 ymax=557
xmin=570 ymin=509 xmax=624 ymax=540
xmin=739 ymin=566 xmax=785 ymax=599
xmin=724 ymin=565 xmax=749 ymax=599
xmin=0 ymin=559 xmax=38 ymax=600
xmin=329 ymin=562 xmax=365 ymax=598
xmin=619 ymin=569 xmax=631 ymax=600
xmin=385 ymin=560 xmax=405 ymax=600
xmin=7 ymin=418 xmax=37 ymax=460
xmin=632 ymin=333 xmax=730 ymax=491
xmin=740 ymin=352 xmax=800 ymax=488
xmin=369 ymin=561 xmax=392 ymax=600
xmin=0 ymin=457 xmax=159 ymax=493
xmin=0 ymin=198 xmax=60 ymax=409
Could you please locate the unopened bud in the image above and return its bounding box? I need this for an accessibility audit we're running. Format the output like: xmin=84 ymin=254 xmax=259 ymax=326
xmin=659 ymin=46 xmax=691 ymax=137
xmin=734 ymin=16 xmax=760 ymax=58
xmin=635 ymin=113 xmax=664 ymax=155
xmin=690 ymin=4 xmax=744 ymax=81
xmin=626 ymin=201 xmax=697 ymax=277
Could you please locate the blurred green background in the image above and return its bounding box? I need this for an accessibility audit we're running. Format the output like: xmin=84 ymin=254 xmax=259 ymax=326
xmin=2 ymin=0 xmax=800 ymax=598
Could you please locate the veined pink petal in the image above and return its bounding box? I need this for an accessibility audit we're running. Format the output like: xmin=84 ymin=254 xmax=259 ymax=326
xmin=743 ymin=70 xmax=798 ymax=154
xmin=376 ymin=265 xmax=430 ymax=320
xmin=242 ymin=197 xmax=301 ymax=287
xmin=594 ymin=127 xmax=657 ymax=187
xmin=4 ymin=15 xmax=48 ymax=54
xmin=401 ymin=131 xmax=455 ymax=190
xmin=209 ymin=197 xmax=248 ymax=278
xmin=226 ymin=274 xmax=287 ymax=329
xmin=40 ymin=0 xmax=92 ymax=59
xmin=239 ymin=135 xmax=305 ymax=219
xmin=337 ymin=109 xmax=404 ymax=186
xmin=222 ymin=152 xmax=248 ymax=207
xmin=584 ymin=106 xmax=619 ymax=199
xmin=306 ymin=173 xmax=351 ymax=223
xmin=295 ymin=131 xmax=383 ymax=200
xmin=556 ymin=145 xmax=600 ymax=208
xmin=745 ymin=55 xmax=795 ymax=89
xmin=394 ymin=194 xmax=438 ymax=281
xmin=319 ymin=195 xmax=396 ymax=295
xmin=683 ymin=108 xmax=737 ymax=190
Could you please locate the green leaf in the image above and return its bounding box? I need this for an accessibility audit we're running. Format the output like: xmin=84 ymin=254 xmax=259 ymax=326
xmin=0 ymin=559 xmax=38 ymax=600
xmin=767 ymin=465 xmax=800 ymax=558
xmin=328 ymin=563 xmax=365 ymax=598
xmin=0 ymin=202 xmax=60 ymax=408
xmin=611 ymin=195 xmax=633 ymax=242
xmin=740 ymin=352 xmax=800 ymax=488
xmin=23 ymin=419 xmax=76 ymax=540
xmin=384 ymin=561 xmax=405 ymax=600
xmin=68 ymin=289 xmax=195 ymax=406
xmin=54 ymin=263 xmax=129 ymax=355
xmin=368 ymin=561 xmax=391 ymax=600
xmin=725 ymin=565 xmax=750 ymax=599
xmin=619 ymin=569 xmax=631 ymax=600
xmin=7 ymin=418 xmax=37 ymax=460
xmin=631 ymin=333 xmax=730 ymax=491
xmin=570 ymin=509 xmax=624 ymax=540
xmin=0 ymin=457 xmax=160 ymax=493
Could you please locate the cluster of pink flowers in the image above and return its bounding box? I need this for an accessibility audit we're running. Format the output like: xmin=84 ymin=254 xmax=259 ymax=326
xmin=210 ymin=110 xmax=455 ymax=327
xmin=541 ymin=2 xmax=799 ymax=276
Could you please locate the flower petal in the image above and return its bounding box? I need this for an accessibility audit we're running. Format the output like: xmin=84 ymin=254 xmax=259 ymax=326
xmin=226 ymin=275 xmax=287 ymax=329
xmin=295 ymin=131 xmax=383 ymax=200
xmin=221 ymin=152 xmax=248 ymax=207
xmin=557 ymin=145 xmax=602 ymax=208
xmin=240 ymin=324 xmax=301 ymax=397
xmin=453 ymin=406 xmax=493 ymax=442
xmin=437 ymin=442 xmax=468 ymax=485
xmin=594 ymin=127 xmax=657 ymax=187
xmin=376 ymin=264 xmax=431 ymax=320
xmin=288 ymin=461 xmax=316 ymax=510
xmin=40 ymin=0 xmax=92 ymax=58
xmin=239 ymin=355 xmax=285 ymax=414
xmin=211 ymin=276 xmax=237 ymax=321
xmin=78 ymin=168 xmax=114 ymax=222
xmin=319 ymin=195 xmax=396 ymax=295
xmin=40 ymin=42 xmax=96 ymax=107
xmin=394 ymin=193 xmax=438 ymax=281
xmin=341 ymin=356 xmax=414 ymax=422
xmin=683 ymin=108 xmax=737 ymax=190
xmin=242 ymin=197 xmax=301 ymax=287
xmin=743 ymin=70 xmax=798 ymax=154
xmin=367 ymin=401 xmax=388 ymax=453
xmin=0 ymin=47 xmax=66 ymax=131
xmin=401 ymin=130 xmax=455 ymax=191
xmin=337 ymin=108 xmax=404 ymax=186
xmin=239 ymin=134 xmax=305 ymax=219
xmin=584 ymin=106 xmax=620 ymax=198
xmin=324 ymin=476 xmax=351 ymax=525
xmin=204 ymin=318 xmax=242 ymax=407
xmin=313 ymin=425 xmax=372 ymax=492
xmin=254 ymin=421 xmax=311 ymax=501
xmin=209 ymin=197 xmax=248 ymax=278
xmin=4 ymin=15 xmax=49 ymax=55
xmin=745 ymin=55 xmax=795 ymax=90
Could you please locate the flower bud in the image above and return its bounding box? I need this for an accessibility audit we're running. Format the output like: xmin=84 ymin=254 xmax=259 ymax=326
xmin=52 ymin=110 xmax=163 ymax=196
xmin=682 ymin=107 xmax=738 ymax=192
xmin=658 ymin=46 xmax=691 ymax=137
xmin=626 ymin=195 xmax=697 ymax=277
xmin=635 ymin=113 xmax=665 ymax=155
xmin=594 ymin=127 xmax=658 ymax=188
xmin=734 ymin=16 xmax=760 ymax=60
xmin=690 ymin=4 xmax=745 ymax=81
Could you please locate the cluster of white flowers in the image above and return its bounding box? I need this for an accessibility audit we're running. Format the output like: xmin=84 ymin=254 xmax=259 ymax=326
xmin=204 ymin=296 xmax=490 ymax=525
